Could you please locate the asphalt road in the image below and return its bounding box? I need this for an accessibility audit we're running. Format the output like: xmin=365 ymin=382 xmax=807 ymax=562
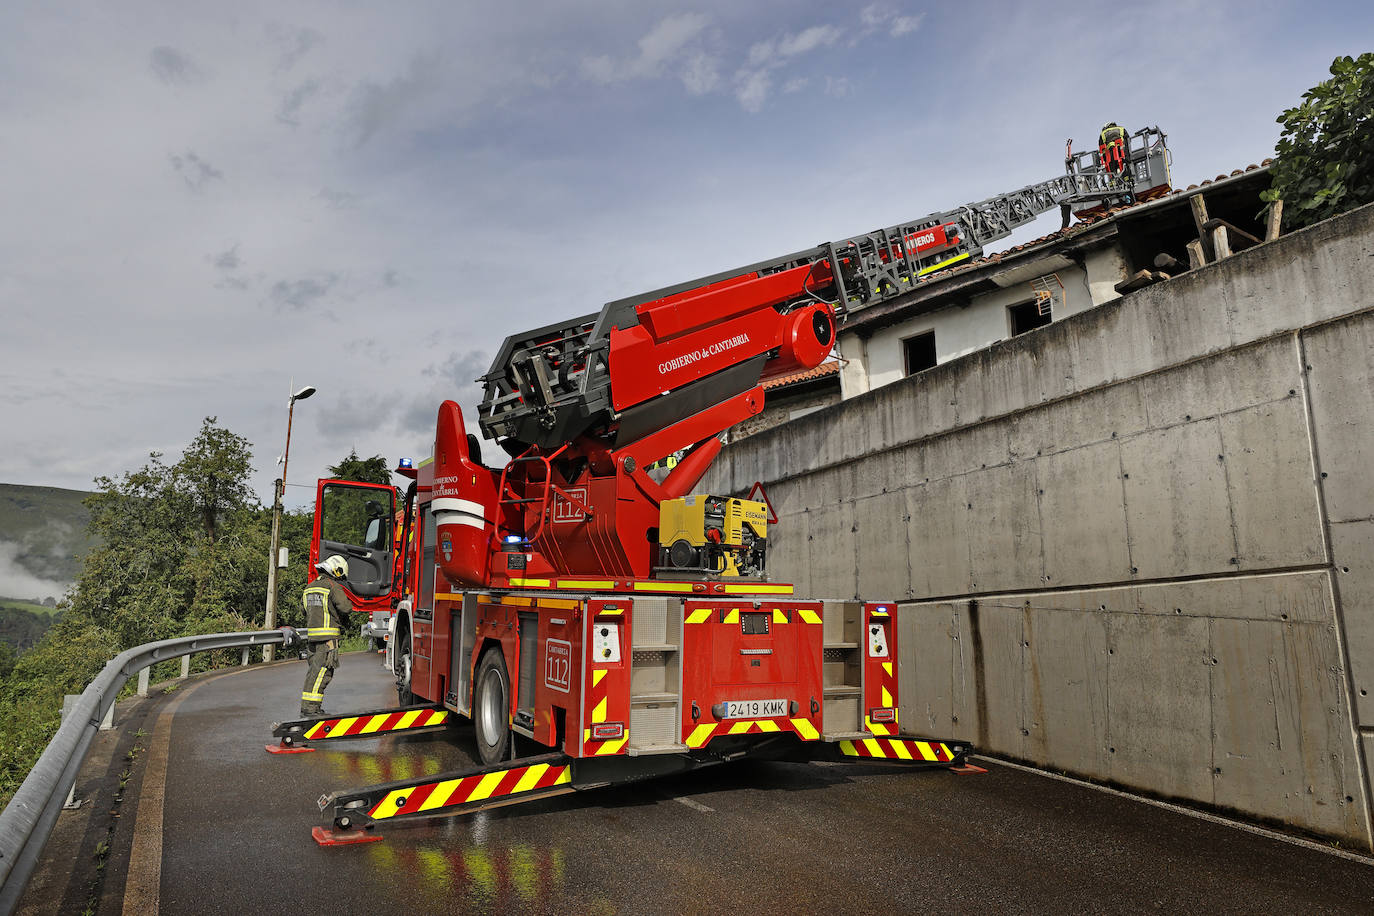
xmin=22 ymin=652 xmax=1374 ymax=915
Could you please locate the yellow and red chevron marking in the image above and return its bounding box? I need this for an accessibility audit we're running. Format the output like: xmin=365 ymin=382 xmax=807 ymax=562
xmin=303 ymin=708 xmax=448 ymax=741
xmin=368 ymin=761 xmax=572 ymax=821
xmin=838 ymin=737 xmax=956 ymax=762
xmin=685 ymin=717 xmax=820 ymax=749
xmin=581 ymin=667 xmax=628 ymax=756
xmin=865 ymin=658 xmax=899 ymax=737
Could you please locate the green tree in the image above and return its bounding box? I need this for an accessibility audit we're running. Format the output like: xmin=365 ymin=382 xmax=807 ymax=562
xmin=67 ymin=417 xmax=261 ymax=644
xmin=329 ymin=450 xmax=392 ymax=486
xmin=1263 ymin=53 xmax=1374 ymax=230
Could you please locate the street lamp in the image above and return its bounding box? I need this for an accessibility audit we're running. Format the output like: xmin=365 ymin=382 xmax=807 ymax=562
xmin=264 ymin=383 xmax=316 ymax=661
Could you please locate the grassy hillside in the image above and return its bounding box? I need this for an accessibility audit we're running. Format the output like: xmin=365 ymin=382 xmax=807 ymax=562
xmin=0 ymin=598 xmax=58 ymax=617
xmin=0 ymin=482 xmax=98 ymax=604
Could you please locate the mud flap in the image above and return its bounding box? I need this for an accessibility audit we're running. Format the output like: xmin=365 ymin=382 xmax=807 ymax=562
xmin=269 ymin=704 xmax=450 ymax=752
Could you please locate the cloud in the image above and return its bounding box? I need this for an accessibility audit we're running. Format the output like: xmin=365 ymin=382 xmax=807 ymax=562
xmin=580 ymin=12 xmax=718 ymax=94
xmin=211 ymin=245 xmax=242 ymax=271
xmin=399 ymin=350 xmax=491 ymax=436
xmin=169 ymin=150 xmax=223 ymax=191
xmin=316 ymin=187 xmax=358 ymax=209
xmin=149 ymin=46 xmax=201 ymax=85
xmin=346 ymin=53 xmax=441 ymax=147
xmin=890 ymin=14 xmax=924 ymax=36
xmin=267 ymin=24 xmax=323 ymax=72
xmin=735 ymin=24 xmax=842 ymax=110
xmin=277 ymin=80 xmax=319 ymax=126
xmin=736 ymin=70 xmax=771 ymax=113
xmin=858 ymin=4 xmax=924 ymax=38
xmin=0 ymin=540 xmax=71 ymax=603
xmin=269 ymin=273 xmax=339 ymax=310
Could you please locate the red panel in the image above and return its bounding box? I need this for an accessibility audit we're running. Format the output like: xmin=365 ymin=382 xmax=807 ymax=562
xmin=680 ymin=601 xmax=823 ymax=746
xmin=580 ymin=599 xmax=631 ymax=758
xmin=609 ymin=308 xmax=788 ymax=411
xmin=634 ymin=263 xmax=824 ymax=342
xmin=531 ymin=601 xmax=584 ymax=751
xmin=861 ymin=602 xmax=899 ymax=736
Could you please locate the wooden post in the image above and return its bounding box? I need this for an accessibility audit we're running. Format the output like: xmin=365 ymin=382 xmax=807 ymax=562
xmin=1190 ymin=194 xmax=1214 ymax=262
xmin=1266 ymin=200 xmax=1284 ymax=242
xmin=1211 ymin=225 xmax=1232 ymax=261
xmin=1186 ymin=239 xmax=1206 ymax=270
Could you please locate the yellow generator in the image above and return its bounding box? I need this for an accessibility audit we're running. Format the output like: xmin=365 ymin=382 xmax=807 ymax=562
xmin=658 ymin=494 xmax=768 ymax=577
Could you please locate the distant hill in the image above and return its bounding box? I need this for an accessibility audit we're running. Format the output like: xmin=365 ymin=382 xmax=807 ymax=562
xmin=0 ymin=483 xmax=98 ymax=604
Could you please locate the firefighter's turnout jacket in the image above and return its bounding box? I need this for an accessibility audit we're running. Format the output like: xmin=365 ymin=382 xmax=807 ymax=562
xmin=1098 ymin=123 xmax=1129 ymax=178
xmin=301 ymin=573 xmax=353 ymax=715
xmin=302 ymin=574 xmax=352 ymax=642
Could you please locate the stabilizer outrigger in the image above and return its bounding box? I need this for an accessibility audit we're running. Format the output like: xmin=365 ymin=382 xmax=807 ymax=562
xmin=266 ymin=703 xmax=451 ymax=754
xmin=306 ymin=727 xmax=973 ymax=844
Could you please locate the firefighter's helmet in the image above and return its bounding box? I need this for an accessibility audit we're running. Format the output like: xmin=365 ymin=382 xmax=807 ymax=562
xmin=316 ymin=555 xmax=349 ymax=579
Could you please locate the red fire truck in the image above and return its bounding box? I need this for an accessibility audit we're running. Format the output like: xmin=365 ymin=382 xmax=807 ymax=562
xmin=276 ymin=131 xmax=1171 ymax=840
xmin=276 ymin=240 xmax=975 ymax=839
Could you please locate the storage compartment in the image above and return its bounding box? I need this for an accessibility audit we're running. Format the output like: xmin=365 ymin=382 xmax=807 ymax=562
xmin=628 ymin=597 xmax=684 ymax=753
xmin=821 ymin=600 xmax=864 ymax=738
xmin=446 ymin=593 xmax=479 ymax=715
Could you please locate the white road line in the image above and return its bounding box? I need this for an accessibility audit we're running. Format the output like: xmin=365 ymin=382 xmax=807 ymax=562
xmin=674 ymin=796 xmax=714 ymax=813
xmin=976 ymin=755 xmax=1374 ymax=866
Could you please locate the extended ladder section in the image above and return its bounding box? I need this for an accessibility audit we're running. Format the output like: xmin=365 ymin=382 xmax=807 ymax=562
xmin=478 ymin=128 xmax=1170 ymax=453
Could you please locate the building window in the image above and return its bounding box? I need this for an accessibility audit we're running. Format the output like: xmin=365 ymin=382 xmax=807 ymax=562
xmin=1008 ymin=298 xmax=1052 ymax=336
xmin=903 ymin=331 xmax=937 ymax=376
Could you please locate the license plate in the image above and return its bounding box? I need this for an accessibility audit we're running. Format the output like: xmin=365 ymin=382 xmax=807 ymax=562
xmin=724 ymin=698 xmax=787 ymax=719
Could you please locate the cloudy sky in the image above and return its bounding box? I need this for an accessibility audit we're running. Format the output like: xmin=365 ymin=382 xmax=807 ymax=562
xmin=2 ymin=0 xmax=1369 ymax=511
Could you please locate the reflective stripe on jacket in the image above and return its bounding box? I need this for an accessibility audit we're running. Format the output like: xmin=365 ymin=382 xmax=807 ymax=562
xmin=302 ymin=575 xmax=352 ymax=641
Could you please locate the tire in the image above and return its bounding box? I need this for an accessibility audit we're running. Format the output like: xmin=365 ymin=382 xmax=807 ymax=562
xmin=474 ymin=648 xmax=512 ymax=765
xmin=395 ymin=629 xmax=416 ymax=706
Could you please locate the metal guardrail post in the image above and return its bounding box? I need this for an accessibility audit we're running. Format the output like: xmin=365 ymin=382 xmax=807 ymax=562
xmin=181 ymin=656 xmax=191 ymax=679
xmin=0 ymin=628 xmax=291 ymax=916
xmin=241 ymin=647 xmax=250 ymax=666
xmin=137 ymin=668 xmax=150 ymax=698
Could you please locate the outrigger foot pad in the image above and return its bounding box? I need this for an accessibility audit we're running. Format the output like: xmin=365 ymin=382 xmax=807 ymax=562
xmin=312 ymin=826 xmax=383 ymax=847
xmin=266 ymin=737 xmax=315 ymax=755
xmin=949 ymin=762 xmax=988 ymax=775
xmin=271 ymin=704 xmax=451 ymax=747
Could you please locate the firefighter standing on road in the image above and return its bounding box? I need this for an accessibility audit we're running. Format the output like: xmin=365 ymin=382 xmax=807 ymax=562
xmin=300 ymin=555 xmax=353 ymax=716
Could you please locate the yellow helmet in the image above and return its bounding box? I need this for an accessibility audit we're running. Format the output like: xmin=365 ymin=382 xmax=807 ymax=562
xmin=316 ymin=555 xmax=349 ymax=579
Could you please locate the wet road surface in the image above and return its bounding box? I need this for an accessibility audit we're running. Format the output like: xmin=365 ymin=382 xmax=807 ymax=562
xmin=25 ymin=652 xmax=1374 ymax=915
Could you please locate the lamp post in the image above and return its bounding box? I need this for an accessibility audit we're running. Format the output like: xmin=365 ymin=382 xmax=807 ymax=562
xmin=264 ymin=383 xmax=316 ymax=661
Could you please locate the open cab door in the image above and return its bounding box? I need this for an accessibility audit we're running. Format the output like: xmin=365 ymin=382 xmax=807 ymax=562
xmin=310 ymin=479 xmax=399 ymax=615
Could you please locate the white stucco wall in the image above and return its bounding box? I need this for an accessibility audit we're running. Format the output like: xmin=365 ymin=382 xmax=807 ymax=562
xmin=837 ymin=244 xmax=1130 ymax=397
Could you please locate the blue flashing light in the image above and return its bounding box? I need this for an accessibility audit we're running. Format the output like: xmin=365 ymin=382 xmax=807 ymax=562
xmin=503 ymin=534 xmax=524 ymax=544
xmin=397 ymin=457 xmax=414 ymax=469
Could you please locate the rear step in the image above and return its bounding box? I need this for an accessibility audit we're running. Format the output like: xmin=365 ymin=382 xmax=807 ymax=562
xmin=268 ymin=704 xmax=451 ymax=752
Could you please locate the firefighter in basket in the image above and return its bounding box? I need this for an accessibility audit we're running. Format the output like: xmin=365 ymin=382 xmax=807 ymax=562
xmin=299 ymin=555 xmax=354 ymax=716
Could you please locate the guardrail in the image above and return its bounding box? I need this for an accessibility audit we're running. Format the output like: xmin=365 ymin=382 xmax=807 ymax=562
xmin=0 ymin=628 xmax=291 ymax=915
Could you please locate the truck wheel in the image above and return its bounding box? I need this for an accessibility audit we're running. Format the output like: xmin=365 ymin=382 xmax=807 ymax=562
xmin=474 ymin=648 xmax=512 ymax=765
xmin=396 ymin=630 xmax=416 ymax=706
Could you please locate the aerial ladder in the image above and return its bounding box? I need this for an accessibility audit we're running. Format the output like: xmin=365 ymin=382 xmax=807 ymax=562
xmin=268 ymin=127 xmax=1170 ymax=844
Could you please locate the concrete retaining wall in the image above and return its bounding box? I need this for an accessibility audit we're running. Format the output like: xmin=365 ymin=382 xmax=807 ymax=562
xmin=703 ymin=201 xmax=1374 ymax=846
